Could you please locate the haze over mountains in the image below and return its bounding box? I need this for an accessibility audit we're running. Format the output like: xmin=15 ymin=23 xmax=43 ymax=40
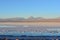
xmin=0 ymin=16 xmax=60 ymax=22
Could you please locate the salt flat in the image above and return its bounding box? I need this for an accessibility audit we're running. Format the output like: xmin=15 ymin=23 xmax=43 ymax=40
xmin=0 ymin=22 xmax=60 ymax=26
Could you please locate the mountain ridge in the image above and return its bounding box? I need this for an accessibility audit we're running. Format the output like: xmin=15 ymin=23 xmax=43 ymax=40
xmin=0 ymin=17 xmax=60 ymax=22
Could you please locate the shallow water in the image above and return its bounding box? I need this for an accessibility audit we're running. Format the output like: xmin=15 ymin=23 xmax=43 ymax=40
xmin=0 ymin=25 xmax=60 ymax=36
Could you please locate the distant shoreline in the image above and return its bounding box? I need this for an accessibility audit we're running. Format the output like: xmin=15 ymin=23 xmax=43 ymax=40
xmin=0 ymin=22 xmax=60 ymax=26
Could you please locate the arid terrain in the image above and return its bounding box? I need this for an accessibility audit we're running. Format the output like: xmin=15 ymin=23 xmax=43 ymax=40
xmin=0 ymin=22 xmax=60 ymax=26
xmin=0 ymin=17 xmax=60 ymax=26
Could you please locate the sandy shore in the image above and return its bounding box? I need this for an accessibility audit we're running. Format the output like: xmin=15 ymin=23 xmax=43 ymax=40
xmin=0 ymin=22 xmax=60 ymax=26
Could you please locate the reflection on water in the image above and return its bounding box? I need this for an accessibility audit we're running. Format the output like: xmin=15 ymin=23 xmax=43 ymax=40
xmin=0 ymin=25 xmax=60 ymax=36
xmin=0 ymin=25 xmax=60 ymax=40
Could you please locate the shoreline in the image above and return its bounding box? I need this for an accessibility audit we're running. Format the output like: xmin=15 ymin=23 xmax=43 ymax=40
xmin=0 ymin=22 xmax=60 ymax=26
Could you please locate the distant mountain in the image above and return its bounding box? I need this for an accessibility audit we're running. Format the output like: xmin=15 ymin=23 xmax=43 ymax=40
xmin=27 ymin=16 xmax=35 ymax=19
xmin=27 ymin=16 xmax=44 ymax=21
xmin=0 ymin=17 xmax=25 ymax=22
xmin=0 ymin=17 xmax=60 ymax=22
xmin=6 ymin=17 xmax=25 ymax=21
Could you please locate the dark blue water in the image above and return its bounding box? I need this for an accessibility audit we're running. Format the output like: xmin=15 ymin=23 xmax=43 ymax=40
xmin=0 ymin=25 xmax=60 ymax=40
xmin=0 ymin=25 xmax=60 ymax=36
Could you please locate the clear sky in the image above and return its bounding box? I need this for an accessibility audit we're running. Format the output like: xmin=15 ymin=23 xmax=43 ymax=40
xmin=0 ymin=0 xmax=60 ymax=18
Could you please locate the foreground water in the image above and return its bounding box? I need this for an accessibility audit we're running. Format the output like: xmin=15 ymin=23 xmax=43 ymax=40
xmin=0 ymin=25 xmax=60 ymax=36
xmin=0 ymin=25 xmax=60 ymax=40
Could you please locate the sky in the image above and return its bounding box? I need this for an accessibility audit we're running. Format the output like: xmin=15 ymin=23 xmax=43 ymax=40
xmin=0 ymin=0 xmax=60 ymax=18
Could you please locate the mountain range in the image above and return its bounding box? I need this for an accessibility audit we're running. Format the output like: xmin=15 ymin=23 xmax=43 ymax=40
xmin=0 ymin=16 xmax=60 ymax=22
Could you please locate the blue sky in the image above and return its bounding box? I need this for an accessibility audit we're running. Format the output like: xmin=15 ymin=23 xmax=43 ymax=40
xmin=0 ymin=0 xmax=60 ymax=18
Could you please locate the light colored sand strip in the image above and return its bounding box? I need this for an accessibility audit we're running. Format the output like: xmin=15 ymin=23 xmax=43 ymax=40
xmin=0 ymin=22 xmax=60 ymax=26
